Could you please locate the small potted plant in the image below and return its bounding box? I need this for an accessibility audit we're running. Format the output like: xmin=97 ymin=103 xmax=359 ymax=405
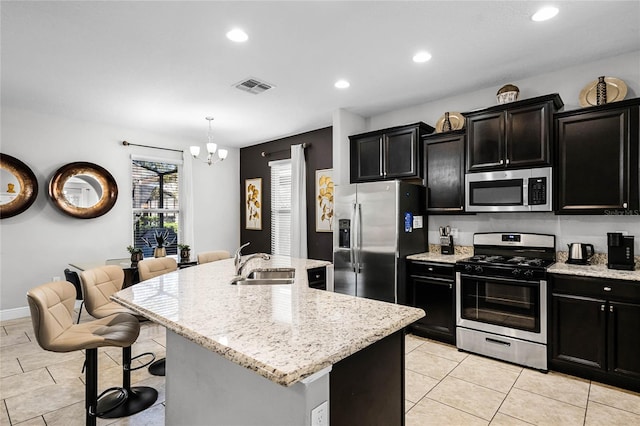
xmin=178 ymin=244 xmax=191 ymax=261
xmin=127 ymin=245 xmax=143 ymax=264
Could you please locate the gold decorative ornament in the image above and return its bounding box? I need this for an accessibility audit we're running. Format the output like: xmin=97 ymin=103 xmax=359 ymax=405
xmin=496 ymin=84 xmax=520 ymax=104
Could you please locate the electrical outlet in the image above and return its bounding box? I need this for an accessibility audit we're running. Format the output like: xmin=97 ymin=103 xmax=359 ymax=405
xmin=52 ymin=276 xmax=61 ymax=282
xmin=450 ymin=228 xmax=459 ymax=238
xmin=311 ymin=401 xmax=328 ymax=426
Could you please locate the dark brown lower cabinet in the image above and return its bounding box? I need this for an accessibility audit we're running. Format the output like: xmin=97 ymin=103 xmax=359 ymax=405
xmin=408 ymin=261 xmax=456 ymax=344
xmin=307 ymin=267 xmax=327 ymax=290
xmin=550 ymin=274 xmax=640 ymax=392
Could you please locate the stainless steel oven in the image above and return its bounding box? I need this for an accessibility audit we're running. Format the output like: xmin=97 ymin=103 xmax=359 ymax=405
xmin=455 ymin=232 xmax=555 ymax=371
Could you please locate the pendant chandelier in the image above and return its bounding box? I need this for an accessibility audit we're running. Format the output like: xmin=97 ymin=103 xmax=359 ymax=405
xmin=190 ymin=117 xmax=228 ymax=165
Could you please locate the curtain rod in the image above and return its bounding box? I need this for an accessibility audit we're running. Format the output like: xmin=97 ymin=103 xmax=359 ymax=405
xmin=261 ymin=142 xmax=310 ymax=158
xmin=122 ymin=140 xmax=184 ymax=153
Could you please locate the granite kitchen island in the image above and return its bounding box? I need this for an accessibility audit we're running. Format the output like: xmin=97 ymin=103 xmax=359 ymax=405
xmin=112 ymin=255 xmax=424 ymax=425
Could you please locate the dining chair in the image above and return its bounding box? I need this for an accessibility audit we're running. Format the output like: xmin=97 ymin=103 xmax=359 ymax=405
xmin=137 ymin=257 xmax=178 ymax=281
xmin=27 ymin=280 xmax=157 ymax=425
xmin=197 ymin=250 xmax=231 ymax=264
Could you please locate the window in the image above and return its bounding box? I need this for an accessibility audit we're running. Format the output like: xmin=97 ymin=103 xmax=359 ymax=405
xmin=132 ymin=158 xmax=181 ymax=257
xmin=270 ymin=159 xmax=291 ymax=256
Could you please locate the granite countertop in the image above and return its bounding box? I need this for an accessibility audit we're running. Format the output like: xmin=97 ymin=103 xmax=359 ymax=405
xmin=407 ymin=247 xmax=639 ymax=281
xmin=407 ymin=252 xmax=470 ymax=264
xmin=548 ymin=262 xmax=640 ymax=282
xmin=407 ymin=245 xmax=473 ymax=264
xmin=112 ymin=255 xmax=425 ymax=386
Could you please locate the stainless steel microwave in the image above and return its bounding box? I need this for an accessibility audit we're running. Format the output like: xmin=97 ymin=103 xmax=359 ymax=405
xmin=465 ymin=167 xmax=552 ymax=212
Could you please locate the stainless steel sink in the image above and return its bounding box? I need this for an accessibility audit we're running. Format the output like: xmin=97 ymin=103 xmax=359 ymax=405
xmin=247 ymin=268 xmax=295 ymax=279
xmin=231 ymin=268 xmax=295 ymax=285
xmin=234 ymin=278 xmax=294 ymax=285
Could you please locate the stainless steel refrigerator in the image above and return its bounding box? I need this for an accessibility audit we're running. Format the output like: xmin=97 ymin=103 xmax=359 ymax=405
xmin=333 ymin=181 xmax=426 ymax=304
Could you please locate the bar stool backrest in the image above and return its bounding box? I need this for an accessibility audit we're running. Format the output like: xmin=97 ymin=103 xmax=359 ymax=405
xmin=27 ymin=281 xmax=77 ymax=352
xmin=80 ymin=265 xmax=125 ymax=317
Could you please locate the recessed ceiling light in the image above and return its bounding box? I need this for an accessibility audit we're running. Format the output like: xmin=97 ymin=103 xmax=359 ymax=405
xmin=413 ymin=51 xmax=432 ymax=63
xmin=532 ymin=6 xmax=559 ymax=22
xmin=226 ymin=28 xmax=248 ymax=42
xmin=334 ymin=80 xmax=350 ymax=89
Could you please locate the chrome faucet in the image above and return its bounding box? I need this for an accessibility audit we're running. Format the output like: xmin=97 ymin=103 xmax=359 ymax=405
xmin=234 ymin=242 xmax=251 ymax=273
xmin=234 ymin=242 xmax=270 ymax=276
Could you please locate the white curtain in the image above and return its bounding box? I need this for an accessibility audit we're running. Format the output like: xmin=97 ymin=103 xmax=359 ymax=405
xmin=290 ymin=144 xmax=307 ymax=258
xmin=180 ymin=151 xmax=195 ymax=253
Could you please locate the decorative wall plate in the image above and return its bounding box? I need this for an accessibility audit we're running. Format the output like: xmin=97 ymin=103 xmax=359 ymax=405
xmin=435 ymin=112 xmax=465 ymax=133
xmin=0 ymin=154 xmax=39 ymax=219
xmin=579 ymin=77 xmax=627 ymax=107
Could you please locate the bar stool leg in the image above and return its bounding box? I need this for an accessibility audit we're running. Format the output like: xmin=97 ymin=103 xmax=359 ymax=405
xmin=85 ymin=348 xmax=98 ymax=426
xmin=98 ymin=346 xmax=158 ymax=418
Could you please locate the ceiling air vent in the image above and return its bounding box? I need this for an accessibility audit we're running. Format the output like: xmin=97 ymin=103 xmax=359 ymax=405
xmin=233 ymin=77 xmax=274 ymax=95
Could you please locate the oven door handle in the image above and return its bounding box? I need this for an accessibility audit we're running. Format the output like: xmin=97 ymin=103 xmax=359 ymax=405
xmin=458 ymin=273 xmax=541 ymax=285
xmin=485 ymin=337 xmax=511 ymax=347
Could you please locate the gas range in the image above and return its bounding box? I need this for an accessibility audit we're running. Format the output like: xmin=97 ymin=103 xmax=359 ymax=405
xmin=455 ymin=232 xmax=556 ymax=371
xmin=456 ymin=232 xmax=556 ymax=281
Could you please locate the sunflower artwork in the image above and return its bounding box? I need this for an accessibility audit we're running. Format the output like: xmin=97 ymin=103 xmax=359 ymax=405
xmin=245 ymin=178 xmax=262 ymax=230
xmin=316 ymin=169 xmax=334 ymax=232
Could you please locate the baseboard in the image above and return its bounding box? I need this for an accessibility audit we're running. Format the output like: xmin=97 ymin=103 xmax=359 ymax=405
xmin=0 ymin=306 xmax=30 ymax=321
xmin=1 ymin=301 xmax=83 ymax=322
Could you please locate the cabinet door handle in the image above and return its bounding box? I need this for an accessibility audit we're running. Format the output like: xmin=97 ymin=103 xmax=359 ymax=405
xmin=601 ymin=304 xmax=605 ymax=311
xmin=505 ymin=158 xmax=510 ymax=165
xmin=449 ymin=283 xmax=453 ymax=289
xmin=499 ymin=159 xmax=504 ymax=165
xmin=623 ymin=202 xmax=628 ymax=208
xmin=604 ymin=286 xmax=612 ymax=292
xmin=379 ymin=137 xmax=384 ymax=177
xmin=610 ymin=305 xmax=614 ymax=313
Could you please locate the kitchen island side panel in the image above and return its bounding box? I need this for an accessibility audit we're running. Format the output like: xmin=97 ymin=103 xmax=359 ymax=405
xmin=330 ymin=330 xmax=405 ymax=426
xmin=166 ymin=330 xmax=330 ymax=426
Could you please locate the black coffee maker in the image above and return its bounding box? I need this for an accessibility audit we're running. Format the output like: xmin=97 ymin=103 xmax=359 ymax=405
xmin=607 ymin=233 xmax=635 ymax=270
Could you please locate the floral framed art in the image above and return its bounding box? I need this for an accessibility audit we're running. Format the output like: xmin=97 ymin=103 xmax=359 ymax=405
xmin=245 ymin=178 xmax=262 ymax=230
xmin=315 ymin=169 xmax=334 ymax=232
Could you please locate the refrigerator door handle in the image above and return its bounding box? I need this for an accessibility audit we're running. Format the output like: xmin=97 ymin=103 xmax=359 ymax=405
xmin=350 ymin=203 xmax=357 ymax=272
xmin=355 ymin=203 xmax=362 ymax=273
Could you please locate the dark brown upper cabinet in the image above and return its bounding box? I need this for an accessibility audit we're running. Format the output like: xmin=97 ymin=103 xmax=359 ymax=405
xmin=465 ymin=94 xmax=563 ymax=172
xmin=555 ymin=98 xmax=639 ymax=214
xmin=422 ymin=130 xmax=466 ymax=213
xmin=350 ymin=122 xmax=434 ymax=183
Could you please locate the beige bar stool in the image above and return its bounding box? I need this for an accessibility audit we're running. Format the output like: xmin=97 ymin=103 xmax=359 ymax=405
xmin=27 ymin=281 xmax=157 ymax=426
xmin=79 ymin=265 xmax=159 ymax=415
xmin=197 ymin=250 xmax=231 ymax=264
xmin=136 ymin=257 xmax=178 ymax=376
xmin=80 ymin=265 xmax=142 ymax=319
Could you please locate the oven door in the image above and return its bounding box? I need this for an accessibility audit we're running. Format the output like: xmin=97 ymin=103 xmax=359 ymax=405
xmin=456 ymin=272 xmax=547 ymax=344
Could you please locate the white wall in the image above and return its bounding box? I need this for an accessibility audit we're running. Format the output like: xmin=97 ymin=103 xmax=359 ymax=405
xmin=332 ymin=108 xmax=366 ymax=186
xmin=368 ymin=50 xmax=640 ymax=130
xmin=0 ymin=107 xmax=239 ymax=318
xmin=359 ymin=50 xmax=640 ymax=254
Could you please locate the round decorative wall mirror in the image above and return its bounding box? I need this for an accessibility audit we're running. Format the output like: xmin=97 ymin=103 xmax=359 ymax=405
xmin=0 ymin=154 xmax=39 ymax=219
xmin=49 ymin=162 xmax=118 ymax=218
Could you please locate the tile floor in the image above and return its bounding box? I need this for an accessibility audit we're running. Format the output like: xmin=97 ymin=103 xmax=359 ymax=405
xmin=2 ymin=313 xmax=640 ymax=425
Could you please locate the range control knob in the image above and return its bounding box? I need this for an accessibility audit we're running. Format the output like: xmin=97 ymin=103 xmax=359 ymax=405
xmin=512 ymin=268 xmax=521 ymax=277
xmin=474 ymin=265 xmax=483 ymax=273
xmin=523 ymin=270 xmax=534 ymax=279
xmin=464 ymin=264 xmax=473 ymax=273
